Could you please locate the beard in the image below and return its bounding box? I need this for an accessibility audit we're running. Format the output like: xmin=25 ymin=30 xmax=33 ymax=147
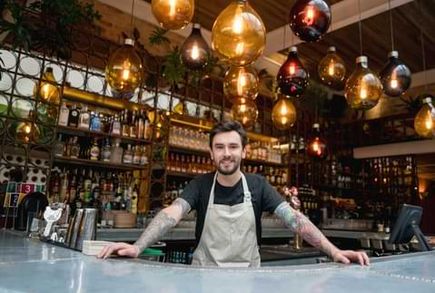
xmin=216 ymin=157 xmax=241 ymax=175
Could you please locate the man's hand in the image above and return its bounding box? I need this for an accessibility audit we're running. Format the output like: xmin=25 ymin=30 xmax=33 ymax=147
xmin=332 ymin=249 xmax=370 ymax=266
xmin=97 ymin=243 xmax=140 ymax=259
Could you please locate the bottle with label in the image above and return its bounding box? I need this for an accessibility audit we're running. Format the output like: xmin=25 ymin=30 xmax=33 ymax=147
xmin=78 ymin=105 xmax=91 ymax=129
xmin=58 ymin=102 xmax=69 ymax=126
xmin=133 ymin=145 xmax=141 ymax=165
xmin=140 ymin=145 xmax=148 ymax=165
xmin=110 ymin=139 xmax=123 ymax=164
xmin=123 ymin=144 xmax=133 ymax=164
xmin=54 ymin=134 xmax=65 ymax=157
xmin=90 ymin=111 xmax=101 ymax=132
xmin=90 ymin=138 xmax=100 ymax=161
xmin=70 ymin=136 xmax=80 ymax=158
xmin=68 ymin=104 xmax=79 ymax=127
xmin=130 ymin=184 xmax=138 ymax=214
xmin=101 ymin=139 xmax=112 ymax=162
xmin=137 ymin=109 xmax=145 ymax=139
xmin=111 ymin=114 xmax=121 ymax=136
xmin=130 ymin=110 xmax=137 ymax=138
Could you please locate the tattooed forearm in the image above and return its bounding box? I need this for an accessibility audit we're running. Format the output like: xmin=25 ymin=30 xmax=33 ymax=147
xmin=134 ymin=198 xmax=190 ymax=252
xmin=274 ymin=202 xmax=339 ymax=258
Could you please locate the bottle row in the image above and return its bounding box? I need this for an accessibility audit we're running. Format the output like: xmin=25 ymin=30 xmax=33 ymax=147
xmin=167 ymin=153 xmax=214 ymax=175
xmin=49 ymin=168 xmax=139 ymax=214
xmin=242 ymin=164 xmax=288 ymax=186
xmin=58 ymin=103 xmax=152 ymax=140
xmin=54 ymin=135 xmax=149 ymax=165
xmin=245 ymin=141 xmax=282 ymax=164
xmin=169 ymin=126 xmax=209 ymax=152
xmin=163 ymin=181 xmax=189 ymax=207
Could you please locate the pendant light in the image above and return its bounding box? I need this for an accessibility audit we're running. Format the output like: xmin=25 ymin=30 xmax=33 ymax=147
xmin=379 ymin=0 xmax=411 ymax=97
xmin=344 ymin=0 xmax=382 ymax=110
xmin=289 ymin=0 xmax=331 ymax=42
xmin=212 ymin=0 xmax=266 ymax=66
xmin=306 ymin=123 xmax=327 ymax=159
xmin=414 ymin=97 xmax=435 ymax=138
xmin=272 ymin=95 xmax=297 ymax=130
xmin=16 ymin=110 xmax=40 ymax=143
xmin=180 ymin=23 xmax=209 ymax=70
xmin=276 ymin=46 xmax=309 ymax=98
xmin=34 ymin=67 xmax=60 ymax=104
xmin=318 ymin=46 xmax=346 ymax=90
xmin=230 ymin=97 xmax=258 ymax=129
xmin=223 ymin=65 xmax=259 ymax=103
xmin=151 ymin=0 xmax=194 ymax=30
xmin=345 ymin=56 xmax=383 ymax=110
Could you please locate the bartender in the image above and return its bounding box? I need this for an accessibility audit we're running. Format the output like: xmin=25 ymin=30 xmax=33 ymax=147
xmin=98 ymin=121 xmax=369 ymax=267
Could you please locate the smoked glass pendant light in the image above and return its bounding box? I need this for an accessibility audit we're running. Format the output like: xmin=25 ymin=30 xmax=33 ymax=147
xmin=379 ymin=1 xmax=411 ymax=97
xmin=16 ymin=110 xmax=40 ymax=143
xmin=212 ymin=0 xmax=266 ymax=66
xmin=34 ymin=67 xmax=60 ymax=104
xmin=289 ymin=0 xmax=331 ymax=42
xmin=151 ymin=0 xmax=194 ymax=30
xmin=230 ymin=97 xmax=258 ymax=129
xmin=272 ymin=95 xmax=297 ymax=130
xmin=276 ymin=46 xmax=309 ymax=98
xmin=306 ymin=123 xmax=327 ymax=159
xmin=105 ymin=38 xmax=144 ymax=96
xmin=223 ymin=65 xmax=259 ymax=102
xmin=414 ymin=97 xmax=435 ymax=138
xmin=318 ymin=46 xmax=346 ymax=90
xmin=345 ymin=56 xmax=383 ymax=110
xmin=180 ymin=23 xmax=209 ymax=70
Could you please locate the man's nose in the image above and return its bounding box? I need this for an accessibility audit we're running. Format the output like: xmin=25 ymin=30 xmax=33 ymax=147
xmin=223 ymin=146 xmax=231 ymax=156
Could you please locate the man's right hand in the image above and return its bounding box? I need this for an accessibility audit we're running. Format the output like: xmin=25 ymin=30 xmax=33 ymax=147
xmin=97 ymin=242 xmax=140 ymax=259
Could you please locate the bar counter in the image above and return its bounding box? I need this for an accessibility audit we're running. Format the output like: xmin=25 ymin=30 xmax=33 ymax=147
xmin=1 ymin=231 xmax=434 ymax=293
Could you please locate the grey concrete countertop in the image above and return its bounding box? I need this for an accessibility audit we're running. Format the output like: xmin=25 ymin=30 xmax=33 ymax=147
xmin=1 ymin=231 xmax=435 ymax=293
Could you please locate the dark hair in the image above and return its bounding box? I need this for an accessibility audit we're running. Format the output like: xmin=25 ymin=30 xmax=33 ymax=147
xmin=209 ymin=120 xmax=248 ymax=148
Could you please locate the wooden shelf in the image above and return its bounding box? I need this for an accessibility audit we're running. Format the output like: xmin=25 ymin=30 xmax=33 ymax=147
xmin=54 ymin=156 xmax=147 ymax=170
xmin=244 ymin=158 xmax=285 ymax=168
xmin=168 ymin=145 xmax=209 ymax=156
xmin=166 ymin=171 xmax=200 ymax=178
xmin=57 ymin=125 xmax=151 ymax=144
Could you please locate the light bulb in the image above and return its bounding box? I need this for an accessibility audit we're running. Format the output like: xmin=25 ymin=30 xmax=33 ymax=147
xmin=379 ymin=51 xmax=411 ymax=97
xmin=230 ymin=97 xmax=258 ymax=129
xmin=345 ymin=56 xmax=383 ymax=110
xmin=289 ymin=0 xmax=331 ymax=42
xmin=318 ymin=46 xmax=346 ymax=90
xmin=105 ymin=39 xmax=144 ymax=97
xmin=272 ymin=95 xmax=297 ymax=130
xmin=212 ymin=0 xmax=266 ymax=65
xmin=180 ymin=24 xmax=209 ymax=70
xmin=151 ymin=0 xmax=194 ymax=30
xmin=224 ymin=65 xmax=259 ymax=102
xmin=34 ymin=67 xmax=60 ymax=104
xmin=414 ymin=97 xmax=435 ymax=138
xmin=16 ymin=111 xmax=40 ymax=143
xmin=306 ymin=123 xmax=327 ymax=159
xmin=277 ymin=46 xmax=309 ymax=98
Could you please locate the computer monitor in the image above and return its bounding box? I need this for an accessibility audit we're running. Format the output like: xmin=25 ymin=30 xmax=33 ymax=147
xmin=388 ymin=204 xmax=432 ymax=251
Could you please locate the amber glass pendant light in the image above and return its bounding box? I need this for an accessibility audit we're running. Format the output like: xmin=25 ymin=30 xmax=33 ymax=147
xmin=223 ymin=65 xmax=259 ymax=102
xmin=414 ymin=97 xmax=435 ymax=138
xmin=276 ymin=46 xmax=309 ymax=98
xmin=289 ymin=0 xmax=331 ymax=42
xmin=34 ymin=67 xmax=60 ymax=104
xmin=318 ymin=46 xmax=346 ymax=90
xmin=16 ymin=110 xmax=40 ymax=143
xmin=379 ymin=1 xmax=411 ymax=97
xmin=306 ymin=123 xmax=327 ymax=159
xmin=344 ymin=0 xmax=382 ymax=110
xmin=212 ymin=0 xmax=266 ymax=65
xmin=230 ymin=97 xmax=258 ymax=129
xmin=272 ymin=95 xmax=297 ymax=130
xmin=181 ymin=23 xmax=209 ymax=70
xmin=151 ymin=0 xmax=194 ymax=30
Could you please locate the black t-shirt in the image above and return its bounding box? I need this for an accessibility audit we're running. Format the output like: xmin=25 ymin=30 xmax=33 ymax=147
xmin=180 ymin=172 xmax=285 ymax=246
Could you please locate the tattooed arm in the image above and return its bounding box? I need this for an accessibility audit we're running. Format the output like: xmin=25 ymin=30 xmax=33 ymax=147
xmin=98 ymin=198 xmax=191 ymax=259
xmin=274 ymin=202 xmax=370 ymax=266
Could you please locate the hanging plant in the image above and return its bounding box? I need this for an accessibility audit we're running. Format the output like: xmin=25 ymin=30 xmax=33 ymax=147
xmin=162 ymin=46 xmax=186 ymax=89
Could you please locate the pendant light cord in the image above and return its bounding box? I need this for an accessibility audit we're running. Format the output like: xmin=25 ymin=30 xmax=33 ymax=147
xmin=418 ymin=0 xmax=427 ymax=91
xmin=358 ymin=0 xmax=363 ymax=55
xmin=388 ymin=0 xmax=395 ymax=51
xmin=130 ymin=0 xmax=136 ymax=36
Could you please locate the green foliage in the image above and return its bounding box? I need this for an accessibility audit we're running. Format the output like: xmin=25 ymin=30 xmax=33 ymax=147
xmin=148 ymin=27 xmax=170 ymax=46
xmin=162 ymin=47 xmax=185 ymax=86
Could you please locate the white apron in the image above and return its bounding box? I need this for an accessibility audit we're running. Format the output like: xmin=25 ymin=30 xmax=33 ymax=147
xmin=191 ymin=172 xmax=261 ymax=267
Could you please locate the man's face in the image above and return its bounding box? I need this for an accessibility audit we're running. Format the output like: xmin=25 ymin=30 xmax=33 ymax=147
xmin=210 ymin=131 xmax=246 ymax=176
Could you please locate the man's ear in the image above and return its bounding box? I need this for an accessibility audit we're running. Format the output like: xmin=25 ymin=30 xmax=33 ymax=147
xmin=242 ymin=146 xmax=246 ymax=159
xmin=209 ymin=149 xmax=213 ymax=161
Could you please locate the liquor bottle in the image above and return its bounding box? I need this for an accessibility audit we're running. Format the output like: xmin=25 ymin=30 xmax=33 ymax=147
xmin=130 ymin=184 xmax=138 ymax=214
xmin=68 ymin=104 xmax=79 ymax=127
xmin=90 ymin=138 xmax=100 ymax=161
xmin=70 ymin=136 xmax=80 ymax=158
xmin=60 ymin=169 xmax=69 ymax=203
xmin=58 ymin=102 xmax=69 ymax=126
xmin=54 ymin=134 xmax=65 ymax=157
xmin=90 ymin=111 xmax=101 ymax=132
xmin=121 ymin=110 xmax=129 ymax=137
xmin=111 ymin=114 xmax=121 ymax=136
xmin=130 ymin=110 xmax=137 ymax=138
xmin=101 ymin=139 xmax=112 ymax=162
xmin=140 ymin=145 xmax=148 ymax=165
xmin=143 ymin=112 xmax=151 ymax=140
xmin=133 ymin=145 xmax=141 ymax=165
xmin=69 ymin=169 xmax=78 ymax=203
xmin=83 ymin=169 xmax=92 ymax=205
xmin=137 ymin=109 xmax=145 ymax=139
xmin=110 ymin=139 xmax=123 ymax=164
xmin=123 ymin=144 xmax=133 ymax=164
xmin=78 ymin=105 xmax=91 ymax=129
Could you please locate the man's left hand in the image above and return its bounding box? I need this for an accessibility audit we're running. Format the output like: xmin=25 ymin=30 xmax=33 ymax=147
xmin=332 ymin=250 xmax=370 ymax=266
